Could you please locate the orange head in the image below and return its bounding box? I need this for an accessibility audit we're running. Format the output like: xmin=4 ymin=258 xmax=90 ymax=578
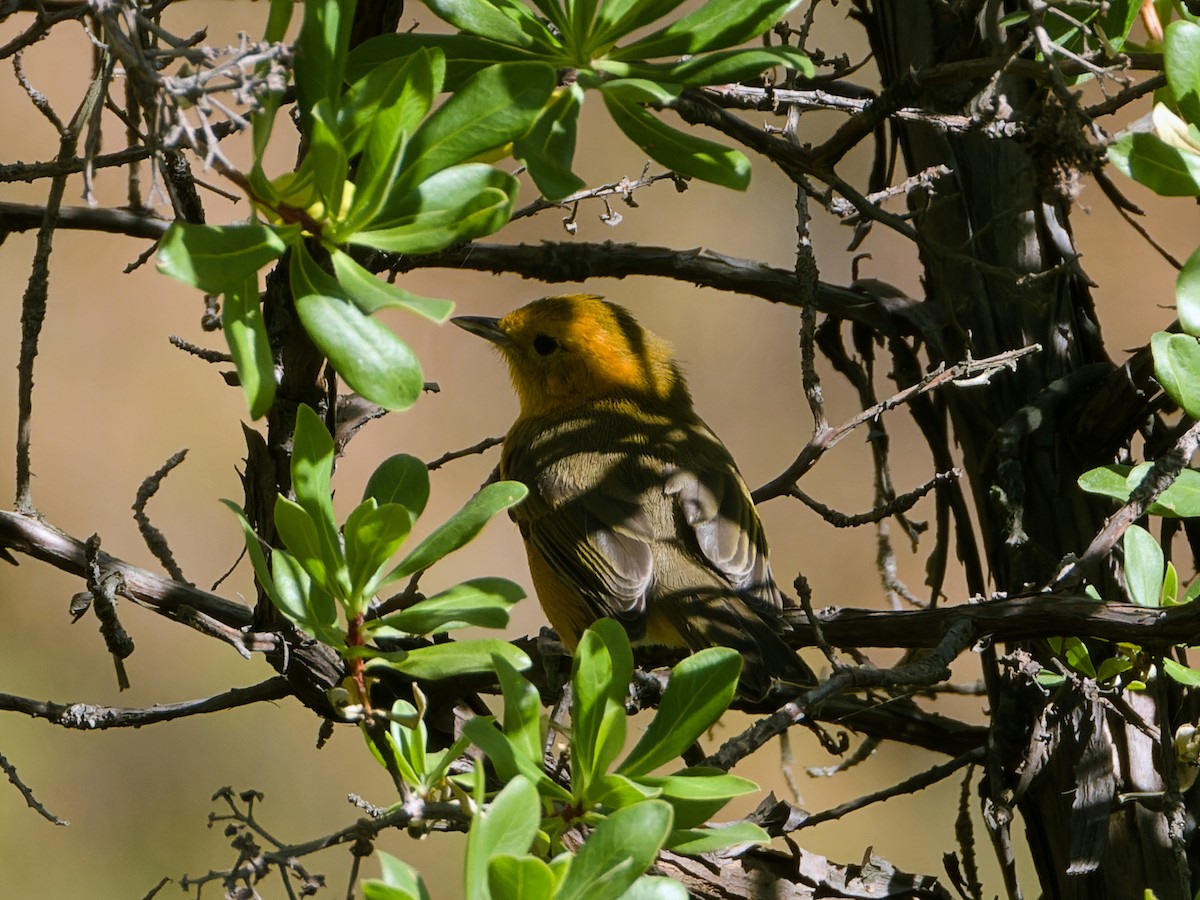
xmin=453 ymin=295 xmax=688 ymax=417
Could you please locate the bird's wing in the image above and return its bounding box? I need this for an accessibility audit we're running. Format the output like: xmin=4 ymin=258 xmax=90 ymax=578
xmin=525 ymin=480 xmax=657 ymax=628
xmin=664 ymin=459 xmax=784 ymax=614
xmin=507 ymin=441 xmax=656 ymax=627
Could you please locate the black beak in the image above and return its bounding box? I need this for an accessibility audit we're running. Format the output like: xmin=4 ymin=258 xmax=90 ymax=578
xmin=452 ymin=315 xmax=508 ymax=346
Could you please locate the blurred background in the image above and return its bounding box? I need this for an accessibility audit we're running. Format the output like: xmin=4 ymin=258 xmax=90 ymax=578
xmin=1 ymin=2 xmax=1194 ymax=897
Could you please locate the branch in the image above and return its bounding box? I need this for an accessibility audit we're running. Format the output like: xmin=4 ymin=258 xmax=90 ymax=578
xmin=0 ymin=200 xmax=169 ymax=239
xmin=754 ymin=344 xmax=1041 ymax=502
xmin=1056 ymin=419 xmax=1200 ymax=589
xmin=0 ymin=678 xmax=292 ymax=729
xmin=797 ymin=746 xmax=985 ymax=830
xmin=1 ymin=749 xmax=68 ymax=826
xmin=790 ymin=592 xmax=1200 ymax=649
xmin=706 ymin=621 xmax=977 ymax=771
xmin=0 ymin=509 xmax=252 ymax=629
xmin=385 ymin=241 xmax=898 ymax=334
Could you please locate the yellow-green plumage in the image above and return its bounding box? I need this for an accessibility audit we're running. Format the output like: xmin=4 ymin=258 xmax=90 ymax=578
xmin=454 ymin=295 xmax=812 ymax=698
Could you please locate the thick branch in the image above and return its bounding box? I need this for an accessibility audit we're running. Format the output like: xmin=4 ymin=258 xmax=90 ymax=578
xmin=385 ymin=241 xmax=897 ymax=334
xmin=793 ymin=593 xmax=1200 ymax=650
xmin=0 ymin=509 xmax=252 ymax=628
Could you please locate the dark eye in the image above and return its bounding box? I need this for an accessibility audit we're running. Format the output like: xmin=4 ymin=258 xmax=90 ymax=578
xmin=533 ymin=334 xmax=558 ymax=355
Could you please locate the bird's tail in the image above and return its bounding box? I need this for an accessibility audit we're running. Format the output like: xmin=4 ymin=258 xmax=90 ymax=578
xmin=684 ymin=592 xmax=816 ymax=701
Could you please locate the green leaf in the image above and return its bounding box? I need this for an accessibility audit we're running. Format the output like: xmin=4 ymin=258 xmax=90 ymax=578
xmin=1152 ymin=331 xmax=1200 ymax=418
xmin=1184 ymin=576 xmax=1200 ymax=604
xmin=1164 ymin=560 xmax=1180 ymax=605
xmin=613 ymin=0 xmax=802 ymax=59
xmin=637 ymin=770 xmax=758 ymax=802
xmin=601 ymin=87 xmax=750 ymax=189
xmin=156 ymin=223 xmax=287 ymax=294
xmin=290 ymin=404 xmax=347 ymax=587
xmin=347 ymin=33 xmax=542 ymax=93
xmin=375 ymin=638 xmax=532 ymax=680
xmin=591 ymin=772 xmax=660 ymax=808
xmin=465 ymin=776 xmax=541 ymax=900
xmin=1125 ymin=524 xmax=1165 ymax=608
xmin=1078 ymin=464 xmax=1134 ymax=502
xmin=274 ymin=495 xmax=333 ymax=591
xmin=1060 ymin=636 xmax=1096 ymax=678
xmin=272 ymin=547 xmax=342 ymax=644
xmin=353 ymin=164 xmax=519 ymax=254
xmin=554 ymin=800 xmax=673 ymax=900
xmin=490 ymin=0 xmax=564 ymax=50
xmin=250 ymin=0 xmax=294 ymax=159
xmin=221 ymin=277 xmax=275 ymax=419
xmin=1096 ymin=0 xmax=1139 ymax=52
xmin=221 ymin=500 xmax=280 ymax=606
xmin=618 ymin=648 xmax=740 ymax=777
xmin=496 ymin=654 xmax=542 ymax=764
xmin=597 ymin=78 xmax=680 ymax=104
xmin=572 ymin=619 xmax=634 ymax=797
xmin=591 ymin=0 xmax=688 ymax=49
xmin=463 ymin=716 xmax=570 ymax=797
xmin=1095 ymin=654 xmax=1134 ymax=682
xmin=1167 ymin=20 xmax=1200 ymax=124
xmin=307 ymin=99 xmax=349 ymax=217
xmin=1108 ymin=132 xmax=1200 ymax=197
xmin=365 ymin=453 xmax=430 ymax=516
xmin=513 ymin=84 xmax=586 ymax=200
xmin=1163 ymin=657 xmax=1200 ymax=686
xmin=1178 ymin=247 xmax=1200 ymax=337
xmin=290 ymin=244 xmax=425 ymax=412
xmin=363 ymin=851 xmax=432 ymax=900
xmin=425 ymin=0 xmax=541 ymax=49
xmin=1078 ymin=462 xmax=1200 ymax=517
xmin=637 ymin=46 xmax=813 ymax=86
xmin=339 ymin=48 xmax=441 ymax=160
xmin=342 ymin=51 xmax=445 ymax=236
xmin=616 ymin=876 xmax=688 ymax=900
xmin=330 ymin=249 xmax=455 ymax=322
xmin=399 ymin=62 xmax=556 ymax=192
xmin=294 ymin=0 xmax=355 ymax=128
xmin=345 ymin=501 xmax=415 ymax=602
xmin=635 ymin=767 xmax=755 ymax=829
xmin=488 ymin=854 xmax=557 ymax=900
xmin=665 ymin=821 xmax=769 ymax=855
xmin=389 ymin=481 xmax=528 ymax=580
xmin=369 ymin=577 xmax=525 ymax=635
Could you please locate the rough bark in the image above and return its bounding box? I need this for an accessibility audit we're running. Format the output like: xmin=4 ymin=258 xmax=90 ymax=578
xmin=860 ymin=2 xmax=1189 ymax=896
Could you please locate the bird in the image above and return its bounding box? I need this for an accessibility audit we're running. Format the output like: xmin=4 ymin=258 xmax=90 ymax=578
xmin=453 ymin=294 xmax=813 ymax=699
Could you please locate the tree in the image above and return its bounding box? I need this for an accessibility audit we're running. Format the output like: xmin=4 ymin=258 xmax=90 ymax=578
xmin=2 ymin=0 xmax=1198 ymax=897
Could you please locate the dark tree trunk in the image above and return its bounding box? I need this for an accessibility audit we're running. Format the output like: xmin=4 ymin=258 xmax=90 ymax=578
xmin=858 ymin=2 xmax=1192 ymax=896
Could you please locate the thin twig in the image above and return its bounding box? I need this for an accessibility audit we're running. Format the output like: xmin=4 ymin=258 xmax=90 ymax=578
xmin=1 ymin=749 xmax=68 ymax=826
xmin=788 ymin=469 xmax=956 ymax=527
xmin=132 ymin=449 xmax=190 ymax=583
xmin=755 ymin=345 xmax=1041 ymax=502
xmin=1054 ymin=419 xmax=1200 ymax=589
xmin=425 ymin=436 xmax=504 ymax=471
xmin=705 ymin=620 xmax=977 ymax=771
xmin=798 ymin=746 xmax=985 ymax=829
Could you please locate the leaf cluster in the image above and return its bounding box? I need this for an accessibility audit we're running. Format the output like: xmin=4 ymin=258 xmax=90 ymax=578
xmin=158 ymin=0 xmax=555 ymax=416
xmin=225 ymin=405 xmax=529 ymax=683
xmin=366 ymin=620 xmax=764 ymax=900
xmin=347 ymin=0 xmax=813 ymax=198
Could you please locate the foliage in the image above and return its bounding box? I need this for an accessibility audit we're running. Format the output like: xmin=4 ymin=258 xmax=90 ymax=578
xmin=1065 ymin=14 xmax=1200 ymax=691
xmin=348 ymin=0 xmax=812 ymax=199
xmin=158 ymin=0 xmax=555 ymax=416
xmin=224 ymin=403 xmax=529 ymax=682
xmin=373 ymin=620 xmax=757 ymax=900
